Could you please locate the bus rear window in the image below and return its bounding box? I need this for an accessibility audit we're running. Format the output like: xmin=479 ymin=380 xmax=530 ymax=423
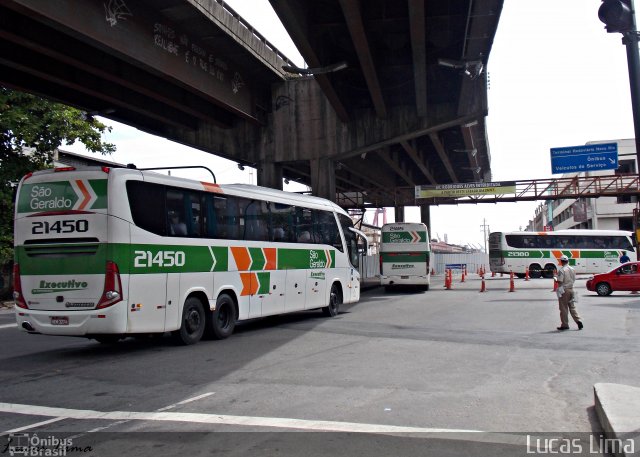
xmin=127 ymin=181 xmax=167 ymax=236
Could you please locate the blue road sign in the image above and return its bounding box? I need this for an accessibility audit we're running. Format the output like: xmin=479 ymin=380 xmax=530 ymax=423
xmin=550 ymin=143 xmax=618 ymax=174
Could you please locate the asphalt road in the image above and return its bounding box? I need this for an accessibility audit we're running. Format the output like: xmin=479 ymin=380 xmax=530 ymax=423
xmin=0 ymin=274 xmax=638 ymax=456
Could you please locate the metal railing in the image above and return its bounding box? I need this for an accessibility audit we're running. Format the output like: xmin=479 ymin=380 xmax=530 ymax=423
xmin=337 ymin=174 xmax=640 ymax=208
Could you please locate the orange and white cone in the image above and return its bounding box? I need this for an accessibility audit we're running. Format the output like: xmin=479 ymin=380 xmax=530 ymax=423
xmin=509 ymin=271 xmax=515 ymax=292
xmin=480 ymin=278 xmax=486 ymax=293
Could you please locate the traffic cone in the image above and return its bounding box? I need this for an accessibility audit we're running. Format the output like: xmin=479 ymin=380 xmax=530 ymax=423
xmin=480 ymin=277 xmax=486 ymax=292
xmin=461 ymin=270 xmax=466 ymax=282
xmin=509 ymin=271 xmax=515 ymax=292
xmin=445 ymin=269 xmax=452 ymax=289
xmin=431 ymin=268 xmax=435 ymax=276
xmin=491 ymin=270 xmax=496 ymax=277
xmin=524 ymin=267 xmax=530 ymax=281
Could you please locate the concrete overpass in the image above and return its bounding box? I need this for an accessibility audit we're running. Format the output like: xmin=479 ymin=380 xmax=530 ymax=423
xmin=0 ymin=0 xmax=503 ymax=220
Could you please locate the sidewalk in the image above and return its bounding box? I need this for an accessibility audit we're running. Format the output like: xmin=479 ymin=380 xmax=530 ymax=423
xmin=594 ymin=383 xmax=640 ymax=457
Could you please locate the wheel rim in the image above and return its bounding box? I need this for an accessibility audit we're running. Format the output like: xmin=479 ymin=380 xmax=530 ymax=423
xmin=185 ymin=307 xmax=201 ymax=335
xmin=597 ymin=284 xmax=609 ymax=295
xmin=217 ymin=303 xmax=230 ymax=329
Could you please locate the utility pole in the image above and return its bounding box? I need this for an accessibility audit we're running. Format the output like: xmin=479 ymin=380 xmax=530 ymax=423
xmin=598 ymin=0 xmax=640 ymax=171
xmin=479 ymin=219 xmax=490 ymax=253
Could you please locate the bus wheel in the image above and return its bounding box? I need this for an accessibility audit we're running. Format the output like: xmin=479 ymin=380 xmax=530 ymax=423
xmin=529 ymin=264 xmax=543 ymax=279
xmin=596 ymin=282 xmax=612 ymax=296
xmin=208 ymin=293 xmax=237 ymax=340
xmin=94 ymin=335 xmax=121 ymax=344
xmin=322 ymin=284 xmax=341 ymax=317
xmin=543 ymin=264 xmax=557 ymax=278
xmin=173 ymin=297 xmax=205 ymax=345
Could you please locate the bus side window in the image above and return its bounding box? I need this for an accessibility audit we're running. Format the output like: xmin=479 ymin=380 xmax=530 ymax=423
xmin=126 ymin=181 xmax=166 ymax=236
xmin=186 ymin=192 xmax=202 ymax=237
xmin=244 ymin=200 xmax=269 ymax=241
xmin=316 ymin=210 xmax=343 ymax=251
xmin=167 ymin=190 xmax=187 ymax=236
xmin=269 ymin=202 xmax=294 ymax=242
xmin=296 ymin=208 xmax=314 ymax=243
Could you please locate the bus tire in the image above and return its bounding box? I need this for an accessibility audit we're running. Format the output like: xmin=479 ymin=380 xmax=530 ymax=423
xmin=208 ymin=293 xmax=237 ymax=340
xmin=596 ymin=282 xmax=612 ymax=296
xmin=322 ymin=283 xmax=341 ymax=317
xmin=529 ymin=264 xmax=543 ymax=279
xmin=543 ymin=264 xmax=557 ymax=278
xmin=173 ymin=297 xmax=205 ymax=345
xmin=94 ymin=335 xmax=121 ymax=344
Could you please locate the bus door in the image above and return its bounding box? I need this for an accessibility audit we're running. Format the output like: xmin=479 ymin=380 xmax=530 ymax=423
xmin=285 ymin=268 xmax=307 ymax=311
xmin=306 ymin=248 xmax=327 ymax=309
xmin=255 ymin=267 xmax=285 ymax=317
xmin=128 ymin=248 xmax=168 ymax=333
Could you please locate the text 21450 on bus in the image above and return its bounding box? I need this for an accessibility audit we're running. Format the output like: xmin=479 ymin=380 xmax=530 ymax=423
xmin=13 ymin=166 xmax=363 ymax=345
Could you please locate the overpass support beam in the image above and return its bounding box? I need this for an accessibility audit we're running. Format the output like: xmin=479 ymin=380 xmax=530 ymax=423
xmin=395 ymin=206 xmax=405 ymax=222
xmin=310 ymin=158 xmax=336 ymax=202
xmin=420 ymin=204 xmax=431 ymax=233
xmin=258 ymin=161 xmax=283 ymax=190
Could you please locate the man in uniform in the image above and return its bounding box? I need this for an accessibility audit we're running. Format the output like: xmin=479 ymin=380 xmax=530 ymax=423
xmin=556 ymin=255 xmax=583 ymax=331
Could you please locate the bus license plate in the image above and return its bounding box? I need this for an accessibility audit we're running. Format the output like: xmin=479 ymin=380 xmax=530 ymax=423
xmin=51 ymin=316 xmax=69 ymax=326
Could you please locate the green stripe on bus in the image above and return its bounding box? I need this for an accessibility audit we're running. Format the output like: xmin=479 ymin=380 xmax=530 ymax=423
xmin=16 ymin=243 xmax=339 ymax=275
xmin=257 ymin=272 xmax=270 ymax=294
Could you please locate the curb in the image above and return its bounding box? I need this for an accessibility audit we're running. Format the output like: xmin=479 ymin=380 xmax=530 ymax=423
xmin=594 ymin=383 xmax=640 ymax=457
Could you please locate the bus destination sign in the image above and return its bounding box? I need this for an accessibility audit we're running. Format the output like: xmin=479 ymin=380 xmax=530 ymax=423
xmin=550 ymin=143 xmax=618 ymax=174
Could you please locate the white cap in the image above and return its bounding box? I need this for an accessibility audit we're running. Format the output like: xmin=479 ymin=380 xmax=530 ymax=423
xmin=560 ymin=255 xmax=569 ymax=262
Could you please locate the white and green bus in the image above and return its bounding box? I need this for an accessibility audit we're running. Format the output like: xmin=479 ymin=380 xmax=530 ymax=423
xmin=379 ymin=222 xmax=430 ymax=291
xmin=13 ymin=166 xmax=362 ymax=344
xmin=488 ymin=230 xmax=636 ymax=278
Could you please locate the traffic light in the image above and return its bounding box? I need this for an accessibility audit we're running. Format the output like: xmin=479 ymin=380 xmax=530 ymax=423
xmin=598 ymin=0 xmax=635 ymax=33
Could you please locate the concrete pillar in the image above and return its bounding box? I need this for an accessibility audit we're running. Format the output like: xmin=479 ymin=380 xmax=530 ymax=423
xmin=310 ymin=158 xmax=336 ymax=201
xmin=395 ymin=206 xmax=405 ymax=222
xmin=257 ymin=161 xmax=283 ymax=190
xmin=420 ymin=204 xmax=431 ymax=233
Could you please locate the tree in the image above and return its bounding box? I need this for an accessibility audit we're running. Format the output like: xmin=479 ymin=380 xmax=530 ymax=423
xmin=0 ymin=87 xmax=116 ymax=293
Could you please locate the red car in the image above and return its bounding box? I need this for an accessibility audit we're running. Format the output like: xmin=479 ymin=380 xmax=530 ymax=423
xmin=586 ymin=262 xmax=640 ymax=296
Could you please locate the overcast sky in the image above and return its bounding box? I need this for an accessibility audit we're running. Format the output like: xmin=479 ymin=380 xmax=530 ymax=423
xmin=68 ymin=0 xmax=636 ymax=250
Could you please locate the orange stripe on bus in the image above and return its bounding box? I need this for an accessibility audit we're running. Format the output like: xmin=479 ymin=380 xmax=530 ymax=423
xmin=231 ymin=247 xmax=252 ymax=270
xmin=75 ymin=180 xmax=91 ymax=210
xmin=263 ymin=248 xmax=277 ymax=270
xmin=571 ymin=250 xmax=580 ymax=259
xmin=201 ymin=182 xmax=223 ymax=193
xmin=239 ymin=273 xmax=255 ymax=296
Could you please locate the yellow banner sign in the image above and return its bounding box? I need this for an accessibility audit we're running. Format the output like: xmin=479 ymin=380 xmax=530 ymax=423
xmin=415 ymin=181 xmax=516 ymax=199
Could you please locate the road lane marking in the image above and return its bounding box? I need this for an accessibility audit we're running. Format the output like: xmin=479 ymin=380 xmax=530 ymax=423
xmin=156 ymin=392 xmax=215 ymax=412
xmin=2 ymin=417 xmax=66 ymax=435
xmin=0 ymin=401 xmax=482 ymax=434
xmin=85 ymin=392 xmax=216 ymax=433
xmin=0 ymin=324 xmax=17 ymax=329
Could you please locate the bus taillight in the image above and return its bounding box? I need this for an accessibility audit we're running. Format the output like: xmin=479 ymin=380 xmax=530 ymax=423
xmin=12 ymin=264 xmax=28 ymax=309
xmin=97 ymin=261 xmax=123 ymax=309
xmin=379 ymin=254 xmax=383 ymax=275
